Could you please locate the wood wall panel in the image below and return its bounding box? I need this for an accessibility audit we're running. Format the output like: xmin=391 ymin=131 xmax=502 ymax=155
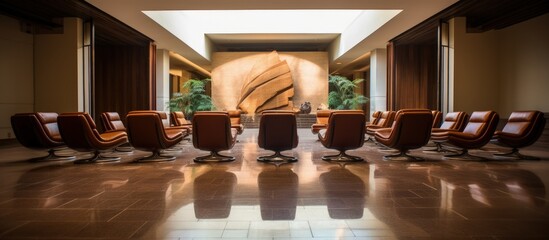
xmin=388 ymin=44 xmax=438 ymax=111
xmin=94 ymin=45 xmax=152 ymax=129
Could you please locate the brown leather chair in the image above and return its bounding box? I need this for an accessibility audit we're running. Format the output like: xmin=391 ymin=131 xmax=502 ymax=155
xmin=311 ymin=110 xmax=333 ymax=134
xmin=431 ymin=110 xmax=443 ymax=128
xmin=228 ymin=110 xmax=245 ymax=135
xmin=365 ymin=110 xmax=396 ymax=137
xmin=131 ymin=110 xmax=190 ymax=136
xmin=192 ymin=111 xmax=237 ymax=162
xmin=126 ymin=111 xmax=185 ymax=162
xmin=11 ymin=112 xmax=75 ymax=161
xmin=100 ymin=112 xmax=126 ymax=132
xmin=257 ymin=110 xmax=299 ymax=162
xmin=367 ymin=111 xmax=382 ymax=126
xmin=170 ymin=111 xmax=190 ymax=126
xmin=433 ymin=111 xmax=499 ymax=160
xmin=375 ymin=109 xmax=433 ymax=161
xmin=425 ymin=111 xmax=469 ymax=153
xmin=100 ymin=112 xmax=133 ymax=152
xmin=493 ymin=111 xmax=546 ymax=160
xmin=318 ymin=110 xmax=366 ymax=162
xmin=57 ymin=112 xmax=128 ymax=164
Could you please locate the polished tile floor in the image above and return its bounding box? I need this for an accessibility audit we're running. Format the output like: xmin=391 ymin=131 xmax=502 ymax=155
xmin=0 ymin=129 xmax=548 ymax=239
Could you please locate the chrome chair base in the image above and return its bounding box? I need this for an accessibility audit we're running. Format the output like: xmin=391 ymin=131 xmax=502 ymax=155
xmin=383 ymin=151 xmax=424 ymax=162
xmin=322 ymin=151 xmax=364 ymax=162
xmin=257 ymin=151 xmax=297 ymax=163
xmin=74 ymin=151 xmax=120 ymax=164
xmin=194 ymin=151 xmax=235 ymax=163
xmin=442 ymin=149 xmax=487 ymax=161
xmin=422 ymin=142 xmax=457 ymax=154
xmin=134 ymin=151 xmax=176 ymax=163
xmin=493 ymin=148 xmax=540 ymax=160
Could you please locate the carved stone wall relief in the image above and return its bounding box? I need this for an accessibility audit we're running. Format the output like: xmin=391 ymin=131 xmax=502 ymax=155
xmin=237 ymin=51 xmax=294 ymax=113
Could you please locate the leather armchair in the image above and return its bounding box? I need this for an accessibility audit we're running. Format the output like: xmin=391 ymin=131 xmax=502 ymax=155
xmin=100 ymin=112 xmax=133 ymax=152
xmin=318 ymin=110 xmax=366 ymax=162
xmin=433 ymin=111 xmax=499 ymax=160
xmin=126 ymin=111 xmax=184 ymax=162
xmin=57 ymin=112 xmax=128 ymax=164
xmin=130 ymin=110 xmax=190 ymax=137
xmin=367 ymin=111 xmax=382 ymax=126
xmin=311 ymin=109 xmax=333 ymax=134
xmin=257 ymin=110 xmax=299 ymax=162
xmin=425 ymin=111 xmax=469 ymax=153
xmin=374 ymin=109 xmax=433 ymax=161
xmin=100 ymin=112 xmax=126 ymax=132
xmin=11 ymin=112 xmax=75 ymax=161
xmin=192 ymin=111 xmax=237 ymax=162
xmin=228 ymin=110 xmax=245 ymax=135
xmin=365 ymin=111 xmax=396 ymax=138
xmin=493 ymin=111 xmax=546 ymax=160
xmin=431 ymin=110 xmax=443 ymax=128
xmin=170 ymin=111 xmax=191 ymax=126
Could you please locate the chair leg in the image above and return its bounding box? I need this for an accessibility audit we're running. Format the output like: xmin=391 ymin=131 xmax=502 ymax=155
xmin=74 ymin=150 xmax=120 ymax=164
xmin=134 ymin=150 xmax=175 ymax=163
xmin=29 ymin=148 xmax=76 ymax=162
xmin=383 ymin=150 xmax=424 ymax=162
xmin=114 ymin=143 xmax=134 ymax=153
xmin=194 ymin=151 xmax=235 ymax=163
xmin=257 ymin=151 xmax=297 ymax=163
xmin=322 ymin=151 xmax=364 ymax=162
xmin=494 ymin=148 xmax=540 ymax=160
xmin=442 ymin=148 xmax=487 ymax=161
xmin=423 ymin=142 xmax=457 ymax=154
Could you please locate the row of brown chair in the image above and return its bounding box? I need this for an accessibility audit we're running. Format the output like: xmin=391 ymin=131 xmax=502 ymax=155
xmin=428 ymin=110 xmax=546 ymax=161
xmin=360 ymin=109 xmax=545 ymax=161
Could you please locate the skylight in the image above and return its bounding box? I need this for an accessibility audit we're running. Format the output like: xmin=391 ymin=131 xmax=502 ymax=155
xmin=143 ymin=9 xmax=401 ymax=60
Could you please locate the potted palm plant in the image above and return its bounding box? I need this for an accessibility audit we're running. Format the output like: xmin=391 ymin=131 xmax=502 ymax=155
xmin=168 ymin=78 xmax=215 ymax=120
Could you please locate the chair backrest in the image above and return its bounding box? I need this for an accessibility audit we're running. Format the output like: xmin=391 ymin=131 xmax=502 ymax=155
xmin=376 ymin=111 xmax=396 ymax=128
xmin=192 ymin=111 xmax=235 ymax=151
xmin=500 ymin=111 xmax=546 ymax=146
xmin=11 ymin=112 xmax=63 ymax=148
xmin=370 ymin=111 xmax=382 ymax=125
xmin=57 ymin=112 xmax=103 ymax=150
xmin=258 ymin=111 xmax=298 ymax=151
xmin=126 ymin=112 xmax=174 ymax=150
xmin=227 ymin=110 xmax=242 ymax=125
xmin=386 ymin=109 xmax=433 ymax=149
xmin=431 ymin=110 xmax=443 ymax=128
xmin=129 ymin=110 xmax=170 ymax=127
xmin=321 ymin=110 xmax=366 ymax=149
xmin=439 ymin=111 xmax=469 ymax=131
xmin=458 ymin=111 xmax=499 ymax=147
xmin=315 ymin=110 xmax=333 ymax=125
xmin=170 ymin=111 xmax=189 ymax=126
xmin=100 ymin=112 xmax=126 ymax=131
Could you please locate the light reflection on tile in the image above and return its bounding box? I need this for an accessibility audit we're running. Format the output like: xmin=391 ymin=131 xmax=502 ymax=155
xmin=1 ymin=129 xmax=549 ymax=239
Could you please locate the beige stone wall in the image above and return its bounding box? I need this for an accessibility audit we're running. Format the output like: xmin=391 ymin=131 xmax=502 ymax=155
xmin=211 ymin=52 xmax=328 ymax=113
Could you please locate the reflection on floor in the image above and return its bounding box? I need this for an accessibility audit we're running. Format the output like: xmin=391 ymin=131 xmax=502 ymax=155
xmin=0 ymin=129 xmax=548 ymax=239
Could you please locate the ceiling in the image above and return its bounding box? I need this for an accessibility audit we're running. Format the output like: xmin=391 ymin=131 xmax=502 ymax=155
xmin=2 ymin=0 xmax=547 ymax=77
xmin=85 ymin=0 xmax=459 ymax=73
